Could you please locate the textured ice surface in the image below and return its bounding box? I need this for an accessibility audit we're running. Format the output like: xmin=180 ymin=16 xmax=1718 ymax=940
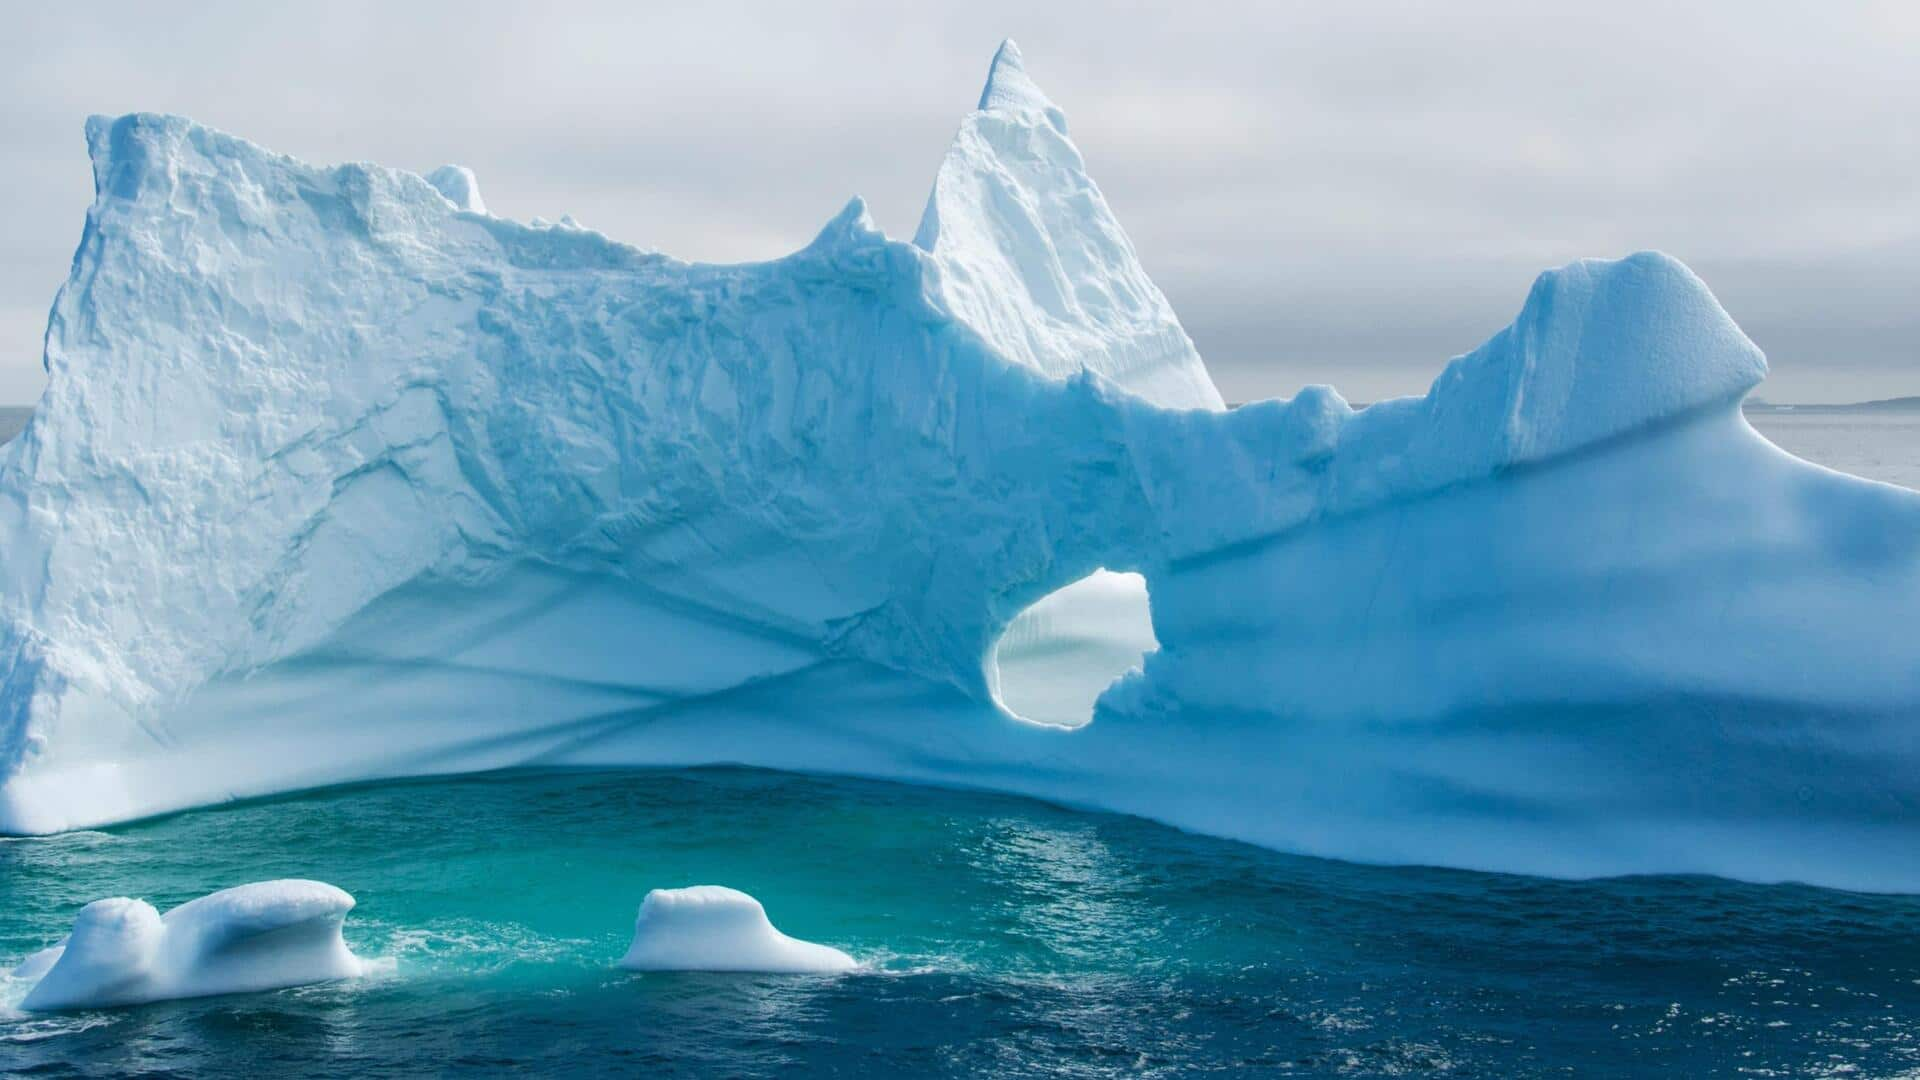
xmin=914 ymin=40 xmax=1223 ymax=410
xmin=1 ymin=43 xmax=1918 ymax=889
xmin=619 ymin=886 xmax=856 ymax=973
xmin=425 ymin=165 xmax=487 ymax=215
xmin=11 ymin=880 xmax=363 ymax=1010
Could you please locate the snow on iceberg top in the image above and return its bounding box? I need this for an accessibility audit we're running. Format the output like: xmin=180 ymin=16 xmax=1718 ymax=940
xmin=976 ymin=39 xmax=1064 ymax=123
xmin=914 ymin=40 xmax=1226 ymax=410
xmin=426 ymin=165 xmax=487 ymax=215
xmin=1426 ymin=252 xmax=1765 ymax=467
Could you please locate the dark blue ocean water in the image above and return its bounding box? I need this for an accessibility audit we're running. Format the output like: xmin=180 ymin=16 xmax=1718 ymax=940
xmin=4 ymin=767 xmax=1918 ymax=1077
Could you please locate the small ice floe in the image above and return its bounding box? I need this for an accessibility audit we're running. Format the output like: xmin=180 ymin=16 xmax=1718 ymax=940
xmin=12 ymin=879 xmax=365 ymax=1011
xmin=618 ymin=886 xmax=856 ymax=973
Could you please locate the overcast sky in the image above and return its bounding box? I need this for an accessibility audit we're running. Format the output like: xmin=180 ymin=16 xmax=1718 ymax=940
xmin=1 ymin=2 xmax=1914 ymax=404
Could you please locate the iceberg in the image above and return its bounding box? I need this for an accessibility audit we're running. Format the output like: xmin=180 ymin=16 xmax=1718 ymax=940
xmin=1 ymin=42 xmax=1918 ymax=890
xmin=11 ymin=880 xmax=364 ymax=1011
xmin=619 ymin=886 xmax=856 ymax=973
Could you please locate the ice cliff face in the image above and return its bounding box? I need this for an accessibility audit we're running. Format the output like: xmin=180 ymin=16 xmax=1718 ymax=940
xmin=2 ymin=43 xmax=1918 ymax=891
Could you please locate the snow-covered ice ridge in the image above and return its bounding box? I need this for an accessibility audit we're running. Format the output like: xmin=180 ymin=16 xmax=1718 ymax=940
xmin=3 ymin=42 xmax=1918 ymax=890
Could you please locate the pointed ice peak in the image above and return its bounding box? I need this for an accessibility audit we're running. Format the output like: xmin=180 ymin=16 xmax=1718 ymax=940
xmin=977 ymin=39 xmax=1064 ymax=128
xmin=808 ymin=196 xmax=883 ymax=251
xmin=912 ymin=41 xmax=1224 ymax=410
xmin=426 ymin=165 xmax=487 ymax=215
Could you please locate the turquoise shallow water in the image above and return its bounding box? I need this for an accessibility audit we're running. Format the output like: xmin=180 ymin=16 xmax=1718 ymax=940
xmin=3 ymin=767 xmax=1918 ymax=1077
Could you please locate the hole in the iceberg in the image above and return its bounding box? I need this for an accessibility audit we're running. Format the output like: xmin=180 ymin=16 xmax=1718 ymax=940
xmin=988 ymin=569 xmax=1157 ymax=729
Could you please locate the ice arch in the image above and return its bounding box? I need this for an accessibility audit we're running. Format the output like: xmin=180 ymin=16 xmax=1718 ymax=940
xmin=3 ymin=43 xmax=1920 ymax=891
xmin=988 ymin=570 xmax=1157 ymax=729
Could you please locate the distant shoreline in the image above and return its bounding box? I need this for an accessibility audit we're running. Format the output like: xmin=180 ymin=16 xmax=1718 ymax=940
xmin=1742 ymin=395 xmax=1920 ymax=414
xmin=1224 ymin=396 xmax=1920 ymax=412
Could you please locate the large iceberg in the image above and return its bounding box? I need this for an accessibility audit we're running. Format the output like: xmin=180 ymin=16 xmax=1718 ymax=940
xmin=2 ymin=42 xmax=1918 ymax=890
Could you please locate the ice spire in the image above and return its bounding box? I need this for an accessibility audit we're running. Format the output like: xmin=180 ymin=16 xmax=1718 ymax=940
xmin=976 ymin=39 xmax=1064 ymax=128
xmin=914 ymin=42 xmax=1225 ymax=410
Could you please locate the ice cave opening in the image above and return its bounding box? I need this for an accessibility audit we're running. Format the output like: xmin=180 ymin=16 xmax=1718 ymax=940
xmin=987 ymin=570 xmax=1158 ymax=729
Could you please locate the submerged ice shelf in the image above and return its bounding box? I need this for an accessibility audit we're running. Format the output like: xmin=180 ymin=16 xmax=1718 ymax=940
xmin=1 ymin=42 xmax=1918 ymax=890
